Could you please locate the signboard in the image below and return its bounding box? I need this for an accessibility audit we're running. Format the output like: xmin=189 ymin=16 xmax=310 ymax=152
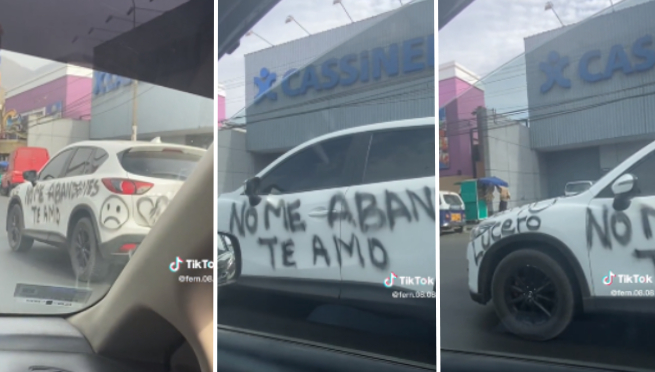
xmin=254 ymin=34 xmax=435 ymax=103
xmin=540 ymin=34 xmax=655 ymax=93
xmin=439 ymin=107 xmax=449 ymax=170
xmin=93 ymin=71 xmax=132 ymax=96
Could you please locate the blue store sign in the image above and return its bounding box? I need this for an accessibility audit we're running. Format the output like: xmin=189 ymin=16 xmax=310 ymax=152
xmin=540 ymin=34 xmax=655 ymax=93
xmin=93 ymin=71 xmax=132 ymax=96
xmin=254 ymin=34 xmax=434 ymax=103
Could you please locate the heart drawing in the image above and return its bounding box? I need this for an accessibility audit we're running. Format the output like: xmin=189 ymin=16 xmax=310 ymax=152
xmin=137 ymin=196 xmax=170 ymax=227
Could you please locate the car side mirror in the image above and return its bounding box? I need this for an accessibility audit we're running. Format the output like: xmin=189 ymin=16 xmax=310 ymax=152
xmin=243 ymin=177 xmax=261 ymax=206
xmin=216 ymin=232 xmax=240 ymax=287
xmin=23 ymin=170 xmax=38 ymax=186
xmin=612 ymin=173 xmax=637 ymax=211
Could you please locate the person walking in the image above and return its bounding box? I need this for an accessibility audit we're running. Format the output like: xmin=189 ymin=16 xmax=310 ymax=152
xmin=498 ymin=186 xmax=510 ymax=212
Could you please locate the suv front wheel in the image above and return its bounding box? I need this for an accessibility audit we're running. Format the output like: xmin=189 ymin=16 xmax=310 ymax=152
xmin=68 ymin=217 xmax=111 ymax=282
xmin=491 ymin=249 xmax=575 ymax=341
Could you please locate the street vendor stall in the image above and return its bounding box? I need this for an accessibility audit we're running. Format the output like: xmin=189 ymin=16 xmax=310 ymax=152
xmin=458 ymin=177 xmax=509 ymax=222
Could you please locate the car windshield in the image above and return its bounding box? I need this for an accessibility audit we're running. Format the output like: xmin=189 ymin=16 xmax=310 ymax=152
xmin=442 ymin=0 xmax=655 ymax=370
xmin=120 ymin=148 xmax=204 ymax=181
xmin=443 ymin=194 xmax=463 ymax=206
xmin=0 ymin=2 xmax=213 ymax=315
xmin=216 ymin=0 xmax=435 ymax=368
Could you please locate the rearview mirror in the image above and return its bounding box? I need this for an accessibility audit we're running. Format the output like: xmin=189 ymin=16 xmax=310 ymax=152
xmin=216 ymin=232 xmax=240 ymax=287
xmin=243 ymin=177 xmax=261 ymax=206
xmin=612 ymin=174 xmax=637 ymax=211
xmin=23 ymin=170 xmax=38 ymax=186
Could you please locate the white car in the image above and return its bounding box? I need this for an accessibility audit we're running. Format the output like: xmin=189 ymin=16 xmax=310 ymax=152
xmin=217 ymin=118 xmax=436 ymax=316
xmin=468 ymin=139 xmax=655 ymax=341
xmin=6 ymin=141 xmax=205 ymax=282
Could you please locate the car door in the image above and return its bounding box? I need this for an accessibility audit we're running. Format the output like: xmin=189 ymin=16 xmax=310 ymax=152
xmin=52 ymin=147 xmax=96 ymax=239
xmin=22 ymin=148 xmax=75 ymax=237
xmin=340 ymin=125 xmax=436 ymax=300
xmin=227 ymin=134 xmax=361 ymax=298
xmin=587 ymin=150 xmax=655 ymax=296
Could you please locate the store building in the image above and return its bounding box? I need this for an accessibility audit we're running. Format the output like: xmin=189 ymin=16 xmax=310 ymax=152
xmin=524 ymin=0 xmax=655 ymax=198
xmin=242 ymin=0 xmax=434 ymax=156
xmin=438 ymin=61 xmax=484 ymax=192
xmin=90 ymin=72 xmax=217 ymax=149
xmin=4 ymin=64 xmax=92 ymax=157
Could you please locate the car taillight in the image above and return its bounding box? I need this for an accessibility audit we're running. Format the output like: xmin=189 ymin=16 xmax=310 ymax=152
xmin=102 ymin=178 xmax=153 ymax=195
xmin=120 ymin=243 xmax=138 ymax=252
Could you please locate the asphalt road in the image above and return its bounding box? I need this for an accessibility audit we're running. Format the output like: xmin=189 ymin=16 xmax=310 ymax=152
xmin=0 ymin=196 xmax=113 ymax=314
xmin=441 ymin=232 xmax=655 ymax=371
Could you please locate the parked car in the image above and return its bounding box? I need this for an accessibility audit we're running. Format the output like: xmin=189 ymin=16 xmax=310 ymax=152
xmin=440 ymin=190 xmax=465 ymax=233
xmin=216 ymin=117 xmax=436 ymax=316
xmin=468 ymin=139 xmax=655 ymax=341
xmin=564 ymin=180 xmax=593 ymax=196
xmin=6 ymin=141 xmax=205 ymax=282
xmin=1 ymin=147 xmax=49 ymax=196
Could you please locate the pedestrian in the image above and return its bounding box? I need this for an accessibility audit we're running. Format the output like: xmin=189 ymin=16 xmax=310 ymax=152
xmin=498 ymin=186 xmax=510 ymax=212
xmin=484 ymin=185 xmax=495 ymax=216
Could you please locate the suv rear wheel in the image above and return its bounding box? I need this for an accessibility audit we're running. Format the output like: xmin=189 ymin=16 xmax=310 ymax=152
xmin=491 ymin=249 xmax=575 ymax=341
xmin=68 ymin=217 xmax=110 ymax=282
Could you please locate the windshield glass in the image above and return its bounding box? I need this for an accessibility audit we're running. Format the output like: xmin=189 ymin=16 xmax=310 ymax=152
xmin=442 ymin=0 xmax=655 ymax=370
xmin=443 ymin=194 xmax=463 ymax=205
xmin=0 ymin=3 xmax=213 ymax=315
xmin=215 ymin=0 xmax=435 ymax=367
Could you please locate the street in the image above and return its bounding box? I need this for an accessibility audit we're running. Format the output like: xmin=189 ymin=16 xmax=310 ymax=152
xmin=441 ymin=232 xmax=655 ymax=370
xmin=0 ymin=196 xmax=112 ymax=314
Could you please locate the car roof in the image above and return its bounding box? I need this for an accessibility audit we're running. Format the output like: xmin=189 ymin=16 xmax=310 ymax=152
xmin=58 ymin=140 xmax=207 ymax=154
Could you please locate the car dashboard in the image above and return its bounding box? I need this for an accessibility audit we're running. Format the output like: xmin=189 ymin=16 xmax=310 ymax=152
xmin=0 ymin=317 xmax=199 ymax=372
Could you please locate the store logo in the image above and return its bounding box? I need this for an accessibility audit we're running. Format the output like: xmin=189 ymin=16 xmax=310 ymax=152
xmin=540 ymin=34 xmax=655 ymax=94
xmin=93 ymin=72 xmax=132 ymax=96
xmin=254 ymin=67 xmax=278 ymax=102
xmin=539 ymin=51 xmax=571 ymax=93
xmin=254 ymin=34 xmax=434 ymax=103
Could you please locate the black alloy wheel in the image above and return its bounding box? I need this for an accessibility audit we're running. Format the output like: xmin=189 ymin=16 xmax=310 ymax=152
xmin=491 ymin=249 xmax=575 ymax=341
xmin=8 ymin=204 xmax=33 ymax=252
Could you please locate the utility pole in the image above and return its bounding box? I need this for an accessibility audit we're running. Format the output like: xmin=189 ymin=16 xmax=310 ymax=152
xmin=130 ymin=0 xmax=138 ymax=141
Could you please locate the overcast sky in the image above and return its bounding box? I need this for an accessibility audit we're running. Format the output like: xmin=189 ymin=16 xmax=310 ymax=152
xmin=439 ymin=0 xmax=613 ymax=78
xmin=216 ymin=0 xmax=406 ymax=118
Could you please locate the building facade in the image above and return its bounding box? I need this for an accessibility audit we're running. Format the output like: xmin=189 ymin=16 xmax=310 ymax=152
xmin=524 ymin=0 xmax=655 ymax=198
xmin=242 ymin=0 xmax=434 ymax=155
xmin=438 ymin=61 xmax=484 ymax=191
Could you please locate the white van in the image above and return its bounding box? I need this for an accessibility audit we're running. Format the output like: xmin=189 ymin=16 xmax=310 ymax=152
xmin=439 ymin=190 xmax=465 ymax=233
xmin=216 ymin=117 xmax=436 ymax=316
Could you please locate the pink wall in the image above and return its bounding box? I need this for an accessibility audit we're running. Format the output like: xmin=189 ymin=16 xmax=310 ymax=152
xmin=64 ymin=76 xmax=92 ymax=120
xmin=5 ymin=76 xmax=92 ymax=120
xmin=217 ymin=94 xmax=226 ymax=127
xmin=439 ymin=77 xmax=485 ymax=178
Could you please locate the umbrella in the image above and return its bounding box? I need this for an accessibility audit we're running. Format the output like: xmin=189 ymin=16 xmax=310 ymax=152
xmin=478 ymin=176 xmax=508 ymax=188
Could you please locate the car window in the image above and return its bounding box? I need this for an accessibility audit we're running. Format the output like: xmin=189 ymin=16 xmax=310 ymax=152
xmin=87 ymin=148 xmax=109 ymax=174
xmin=64 ymin=148 xmax=94 ymax=177
xmin=258 ymin=135 xmax=354 ymax=195
xmin=598 ymin=151 xmax=655 ymax=198
xmin=363 ymin=126 xmax=435 ymax=184
xmin=120 ymin=148 xmax=203 ymax=181
xmin=443 ymin=194 xmax=463 ymax=206
xmin=39 ymin=149 xmax=74 ymax=181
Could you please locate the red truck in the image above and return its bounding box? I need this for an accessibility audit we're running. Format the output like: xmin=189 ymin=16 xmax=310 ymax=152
xmin=1 ymin=147 xmax=49 ymax=196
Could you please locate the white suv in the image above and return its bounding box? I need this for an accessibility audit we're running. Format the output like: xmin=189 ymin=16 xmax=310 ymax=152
xmin=7 ymin=141 xmax=205 ymax=282
xmin=216 ymin=117 xmax=436 ymax=317
xmin=468 ymin=139 xmax=655 ymax=340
